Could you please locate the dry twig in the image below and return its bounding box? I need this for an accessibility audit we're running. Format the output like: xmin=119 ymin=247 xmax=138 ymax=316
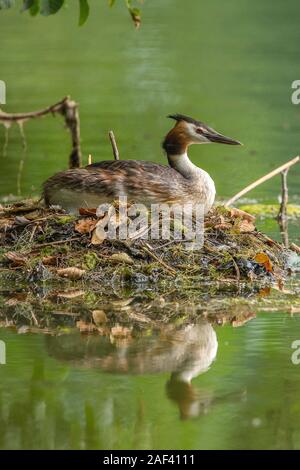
xmin=108 ymin=130 xmax=120 ymax=160
xmin=277 ymin=169 xmax=289 ymax=248
xmin=0 ymin=96 xmax=81 ymax=168
xmin=225 ymin=156 xmax=299 ymax=206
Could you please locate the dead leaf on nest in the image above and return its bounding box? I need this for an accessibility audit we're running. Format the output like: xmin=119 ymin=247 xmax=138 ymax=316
xmin=4 ymin=251 xmax=27 ymax=266
xmin=57 ymin=267 xmax=86 ymax=280
xmin=75 ymin=218 xmax=97 ymax=234
xmin=91 ymin=228 xmax=105 ymax=245
xmin=5 ymin=297 xmax=23 ymax=306
xmin=109 ymin=253 xmax=134 ymax=265
xmin=25 ymin=210 xmax=41 ymax=221
xmin=92 ymin=310 xmax=107 ymax=325
xmin=90 ymin=210 xmax=115 ymax=245
xmin=110 ymin=298 xmax=134 ymax=309
xmin=258 ymin=287 xmax=271 ymax=297
xmin=214 ymin=223 xmax=232 ymax=230
xmin=42 ymin=255 xmax=58 ymax=266
xmin=76 ymin=320 xmax=98 ymax=333
xmin=255 ymin=252 xmax=273 ymax=272
xmin=290 ymin=242 xmax=300 ymax=255
xmin=79 ymin=207 xmax=97 ymax=216
xmin=0 ymin=218 xmax=14 ymax=231
xmin=91 ymin=203 xmax=130 ymax=244
xmin=14 ymin=216 xmax=30 ymax=226
xmin=239 ymin=219 xmax=256 ymax=233
xmin=229 ymin=208 xmax=256 ymax=223
xmin=56 ymin=290 xmax=85 ymax=299
xmin=215 ymin=215 xmax=226 ymax=225
xmin=208 ymin=214 xmax=233 ymax=231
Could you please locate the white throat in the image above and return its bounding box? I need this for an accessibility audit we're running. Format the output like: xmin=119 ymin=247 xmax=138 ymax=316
xmin=167 ymin=152 xmax=200 ymax=179
xmin=167 ymin=151 xmax=216 ymax=212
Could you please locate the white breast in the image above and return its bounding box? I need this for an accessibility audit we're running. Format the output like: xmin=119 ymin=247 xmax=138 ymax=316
xmin=197 ymin=169 xmax=216 ymax=213
xmin=168 ymin=153 xmax=216 ymax=213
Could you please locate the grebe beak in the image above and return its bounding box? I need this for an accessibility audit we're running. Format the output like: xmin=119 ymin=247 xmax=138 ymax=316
xmin=195 ymin=123 xmax=242 ymax=145
xmin=205 ymin=130 xmax=242 ymax=145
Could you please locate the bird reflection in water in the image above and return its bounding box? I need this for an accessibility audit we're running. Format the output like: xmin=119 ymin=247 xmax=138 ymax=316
xmin=46 ymin=319 xmax=244 ymax=420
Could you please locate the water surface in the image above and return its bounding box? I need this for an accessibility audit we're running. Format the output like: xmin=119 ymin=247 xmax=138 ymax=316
xmin=0 ymin=0 xmax=300 ymax=201
xmin=0 ymin=0 xmax=300 ymax=451
xmin=0 ymin=309 xmax=300 ymax=450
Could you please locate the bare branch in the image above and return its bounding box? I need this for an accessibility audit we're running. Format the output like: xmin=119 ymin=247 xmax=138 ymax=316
xmin=108 ymin=130 xmax=120 ymax=160
xmin=277 ymin=169 xmax=289 ymax=248
xmin=0 ymin=96 xmax=82 ymax=168
xmin=0 ymin=96 xmax=69 ymax=122
xmin=225 ymin=156 xmax=300 ymax=207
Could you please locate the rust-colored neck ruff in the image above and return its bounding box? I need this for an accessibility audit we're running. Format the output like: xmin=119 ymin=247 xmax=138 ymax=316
xmin=162 ymin=123 xmax=197 ymax=178
xmin=162 ymin=122 xmax=189 ymax=156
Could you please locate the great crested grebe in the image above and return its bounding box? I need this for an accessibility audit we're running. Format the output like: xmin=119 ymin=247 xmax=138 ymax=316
xmin=43 ymin=114 xmax=241 ymax=214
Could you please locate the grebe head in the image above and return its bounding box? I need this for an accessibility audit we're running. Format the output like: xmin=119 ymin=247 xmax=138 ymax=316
xmin=163 ymin=114 xmax=242 ymax=155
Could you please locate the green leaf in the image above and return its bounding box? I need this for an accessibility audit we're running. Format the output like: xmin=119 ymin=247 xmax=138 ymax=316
xmin=0 ymin=0 xmax=15 ymax=10
xmin=22 ymin=0 xmax=34 ymax=11
xmin=40 ymin=0 xmax=64 ymax=16
xmin=22 ymin=0 xmax=39 ymax=15
xmin=130 ymin=7 xmax=140 ymax=16
xmin=109 ymin=0 xmax=116 ymax=6
xmin=78 ymin=0 xmax=89 ymax=26
xmin=29 ymin=0 xmax=40 ymax=15
xmin=128 ymin=5 xmax=141 ymax=28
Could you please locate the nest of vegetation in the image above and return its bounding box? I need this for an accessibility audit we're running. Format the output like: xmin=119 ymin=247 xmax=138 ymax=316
xmin=0 ymin=198 xmax=296 ymax=288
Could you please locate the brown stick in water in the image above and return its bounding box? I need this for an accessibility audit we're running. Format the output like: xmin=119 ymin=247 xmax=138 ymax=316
xmin=225 ymin=156 xmax=300 ymax=207
xmin=277 ymin=169 xmax=289 ymax=248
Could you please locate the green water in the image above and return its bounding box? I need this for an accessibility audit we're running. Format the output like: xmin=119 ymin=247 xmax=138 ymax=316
xmin=1 ymin=0 xmax=300 ymax=450
xmin=1 ymin=0 xmax=300 ymax=200
xmin=1 ymin=311 xmax=300 ymax=450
